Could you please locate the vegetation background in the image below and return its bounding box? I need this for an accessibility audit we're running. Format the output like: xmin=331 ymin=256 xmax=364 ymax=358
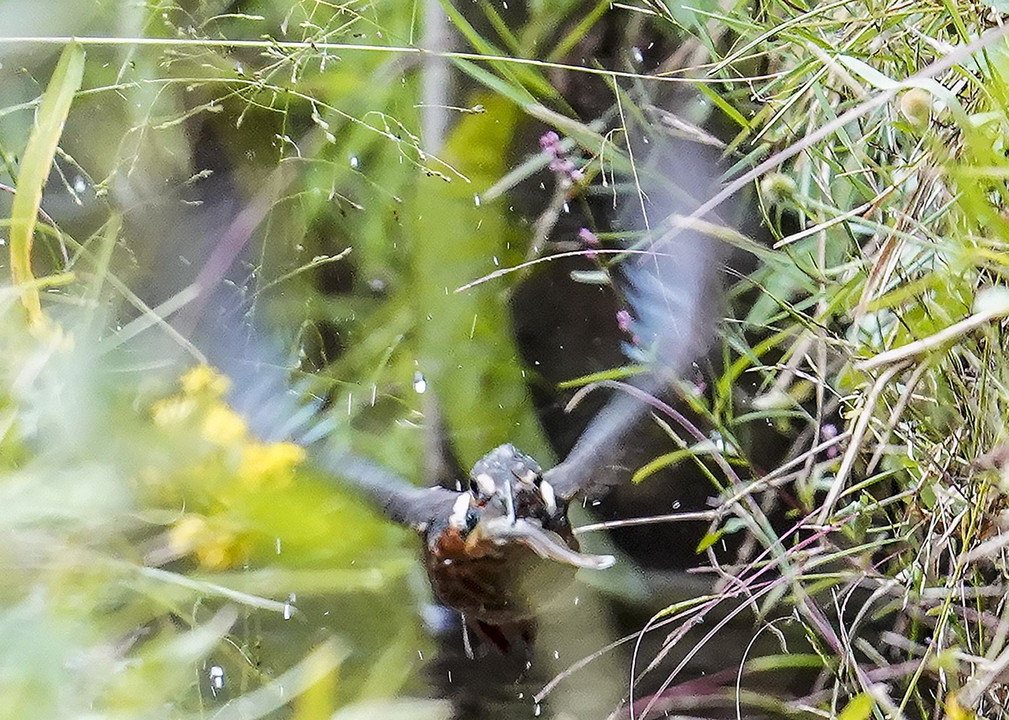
xmin=3 ymin=1 xmax=1009 ymax=718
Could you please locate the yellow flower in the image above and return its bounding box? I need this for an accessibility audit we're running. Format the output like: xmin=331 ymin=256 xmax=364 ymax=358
xmin=169 ymin=514 xmax=208 ymax=553
xmin=238 ymin=441 xmax=306 ymax=489
xmin=151 ymin=396 xmax=197 ymax=426
xmin=195 ymin=533 xmax=251 ymax=571
xmin=201 ymin=404 xmax=247 ymax=446
xmin=181 ymin=365 xmax=230 ymax=398
xmin=169 ymin=514 xmax=250 ymax=570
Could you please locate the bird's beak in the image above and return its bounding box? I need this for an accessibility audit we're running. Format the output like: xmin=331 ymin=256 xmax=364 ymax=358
xmin=476 ymin=516 xmax=615 ymax=570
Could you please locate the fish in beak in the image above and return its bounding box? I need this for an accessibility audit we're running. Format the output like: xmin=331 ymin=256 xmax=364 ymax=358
xmin=473 ymin=515 xmax=615 ymax=570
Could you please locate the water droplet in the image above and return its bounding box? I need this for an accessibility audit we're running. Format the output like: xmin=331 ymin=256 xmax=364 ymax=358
xmin=447 ymin=670 xmax=453 ymax=683
xmin=275 ymin=537 xmax=282 ymax=554
xmin=209 ymin=665 xmax=225 ymax=695
xmin=574 ymin=596 xmax=580 ymax=606
xmin=73 ymin=175 xmax=87 ymax=194
xmin=283 ymin=592 xmax=297 ymax=620
xmin=672 ymin=500 xmax=681 ymax=509
xmin=350 ymin=155 xmax=359 ymax=168
xmin=473 ymin=193 xmax=481 ymax=207
xmin=492 ymin=256 xmax=500 ymax=267
xmin=0 ymin=238 xmax=6 ymax=246
xmin=632 ymin=47 xmax=643 ymax=63
xmin=414 ymin=371 xmax=427 ymax=394
xmin=535 ymin=703 xmax=542 ymax=716
xmin=554 ymin=650 xmax=559 ymax=660
xmin=562 ymin=202 xmax=570 ymax=213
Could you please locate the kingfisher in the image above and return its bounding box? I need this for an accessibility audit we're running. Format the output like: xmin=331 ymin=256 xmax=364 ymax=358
xmin=305 ymin=204 xmax=722 ymax=652
xmin=221 ymin=139 xmax=724 ymax=653
xmin=316 ymin=441 xmax=613 ymax=652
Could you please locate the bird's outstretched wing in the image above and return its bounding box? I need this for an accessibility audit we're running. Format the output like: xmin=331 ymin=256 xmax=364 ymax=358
xmin=310 ymin=446 xmax=459 ymax=531
xmin=199 ymin=312 xmax=460 ymax=531
xmin=543 ymin=140 xmax=725 ymax=500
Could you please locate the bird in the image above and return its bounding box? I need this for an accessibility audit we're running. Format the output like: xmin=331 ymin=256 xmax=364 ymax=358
xmin=215 ymin=137 xmax=724 ymax=654
xmin=311 ymin=440 xmax=613 ymax=652
xmin=305 ymin=174 xmax=722 ymax=652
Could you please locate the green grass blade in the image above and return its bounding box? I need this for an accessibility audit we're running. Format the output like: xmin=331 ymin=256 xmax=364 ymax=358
xmin=9 ymin=41 xmax=84 ymax=327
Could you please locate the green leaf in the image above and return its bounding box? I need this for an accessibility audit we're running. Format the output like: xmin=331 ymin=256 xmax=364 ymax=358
xmin=9 ymin=41 xmax=84 ymax=327
xmin=837 ymin=692 xmax=875 ymax=720
xmin=631 ymin=450 xmax=695 ymax=484
xmin=695 ymin=530 xmax=723 ymax=553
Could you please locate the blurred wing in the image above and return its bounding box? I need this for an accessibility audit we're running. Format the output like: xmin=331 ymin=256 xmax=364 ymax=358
xmin=543 ymin=140 xmax=725 ymax=500
xmin=200 ymin=307 xmax=459 ymax=531
xmin=310 ymin=447 xmax=460 ymax=531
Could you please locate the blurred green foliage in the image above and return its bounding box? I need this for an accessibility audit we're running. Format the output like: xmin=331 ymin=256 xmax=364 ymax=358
xmin=0 ymin=293 xmax=443 ymax=718
xmin=8 ymin=0 xmax=1009 ymax=718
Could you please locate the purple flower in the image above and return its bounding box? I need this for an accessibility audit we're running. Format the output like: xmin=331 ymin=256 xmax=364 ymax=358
xmin=616 ymin=309 xmax=633 ymax=333
xmin=539 ymin=130 xmax=560 ymax=153
xmin=541 ymin=131 xmax=584 ymax=184
xmin=548 ymin=157 xmax=574 ymax=174
xmin=821 ymin=424 xmax=840 ymax=459
xmin=578 ymin=228 xmax=599 ymax=246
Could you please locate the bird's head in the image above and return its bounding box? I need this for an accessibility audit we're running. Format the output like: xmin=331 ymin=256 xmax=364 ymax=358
xmin=444 ymin=443 xmax=614 ymax=570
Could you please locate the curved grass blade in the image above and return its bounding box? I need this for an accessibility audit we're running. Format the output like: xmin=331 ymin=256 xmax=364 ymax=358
xmin=9 ymin=41 xmax=84 ymax=327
